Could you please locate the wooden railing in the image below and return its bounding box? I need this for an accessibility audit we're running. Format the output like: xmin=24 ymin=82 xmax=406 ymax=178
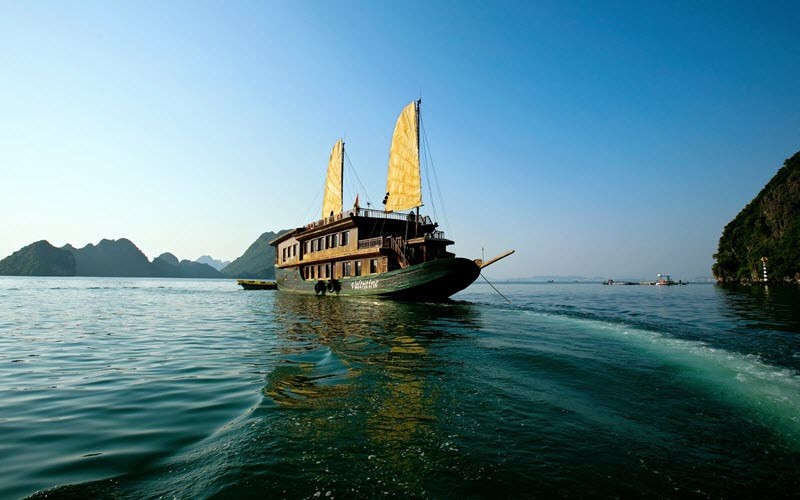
xmin=357 ymin=236 xmax=385 ymax=249
xmin=355 ymin=236 xmax=410 ymax=267
xmin=388 ymin=236 xmax=410 ymax=267
xmin=355 ymin=208 xmax=433 ymax=225
xmin=306 ymin=208 xmax=434 ymax=230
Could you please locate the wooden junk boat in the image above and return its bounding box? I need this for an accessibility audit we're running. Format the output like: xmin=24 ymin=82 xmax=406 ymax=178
xmin=270 ymin=100 xmax=512 ymax=299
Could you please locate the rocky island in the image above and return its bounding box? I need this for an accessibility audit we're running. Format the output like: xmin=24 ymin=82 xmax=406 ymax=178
xmin=713 ymin=151 xmax=800 ymax=284
xmin=0 ymin=230 xmax=287 ymax=279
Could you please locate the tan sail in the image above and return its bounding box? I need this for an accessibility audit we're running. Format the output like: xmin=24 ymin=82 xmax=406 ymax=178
xmin=321 ymin=139 xmax=344 ymax=218
xmin=385 ymin=101 xmax=422 ymax=212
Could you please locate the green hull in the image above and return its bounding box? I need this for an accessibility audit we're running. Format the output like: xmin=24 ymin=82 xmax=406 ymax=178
xmin=237 ymin=280 xmax=277 ymax=290
xmin=275 ymin=257 xmax=480 ymax=300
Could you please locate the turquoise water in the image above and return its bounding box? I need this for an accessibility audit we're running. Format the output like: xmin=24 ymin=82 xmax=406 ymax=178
xmin=1 ymin=278 xmax=799 ymax=498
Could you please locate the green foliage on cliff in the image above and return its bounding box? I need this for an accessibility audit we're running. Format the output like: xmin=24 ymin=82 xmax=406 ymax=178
xmin=222 ymin=230 xmax=287 ymax=279
xmin=0 ymin=241 xmax=76 ymax=276
xmin=713 ymin=151 xmax=800 ymax=283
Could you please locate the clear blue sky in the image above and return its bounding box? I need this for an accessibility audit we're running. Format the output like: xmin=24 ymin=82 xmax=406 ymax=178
xmin=1 ymin=1 xmax=798 ymax=279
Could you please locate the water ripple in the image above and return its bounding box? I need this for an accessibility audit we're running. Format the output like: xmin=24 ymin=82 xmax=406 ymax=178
xmin=1 ymin=278 xmax=798 ymax=498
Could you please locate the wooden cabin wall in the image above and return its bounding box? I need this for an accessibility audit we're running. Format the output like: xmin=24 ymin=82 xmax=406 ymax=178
xmin=277 ymin=237 xmax=300 ymax=266
xmin=301 ymin=255 xmax=387 ymax=281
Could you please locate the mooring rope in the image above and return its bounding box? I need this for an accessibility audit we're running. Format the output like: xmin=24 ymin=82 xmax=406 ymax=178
xmin=481 ymin=273 xmax=511 ymax=303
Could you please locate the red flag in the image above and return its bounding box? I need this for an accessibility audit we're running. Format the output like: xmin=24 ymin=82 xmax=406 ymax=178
xmin=354 ymin=194 xmax=360 ymax=209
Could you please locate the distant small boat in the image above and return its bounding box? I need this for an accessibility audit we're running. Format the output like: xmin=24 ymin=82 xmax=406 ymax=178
xmin=238 ymin=280 xmax=277 ymax=290
xmin=603 ymin=279 xmax=635 ymax=285
xmin=655 ymin=274 xmax=685 ymax=286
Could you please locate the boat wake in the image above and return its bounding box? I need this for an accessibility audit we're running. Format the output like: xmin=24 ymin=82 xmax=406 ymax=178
xmin=507 ymin=306 xmax=800 ymax=449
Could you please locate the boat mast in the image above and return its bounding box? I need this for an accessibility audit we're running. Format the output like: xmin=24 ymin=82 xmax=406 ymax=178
xmin=341 ymin=140 xmax=345 ymax=212
xmin=415 ymin=99 xmax=421 ymax=235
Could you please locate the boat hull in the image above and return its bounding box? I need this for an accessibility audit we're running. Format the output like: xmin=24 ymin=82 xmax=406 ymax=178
xmin=275 ymin=257 xmax=480 ymax=300
xmin=237 ymin=280 xmax=277 ymax=290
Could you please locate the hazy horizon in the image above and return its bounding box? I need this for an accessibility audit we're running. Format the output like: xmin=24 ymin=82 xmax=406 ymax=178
xmin=0 ymin=235 xmax=717 ymax=282
xmin=2 ymin=2 xmax=798 ymax=280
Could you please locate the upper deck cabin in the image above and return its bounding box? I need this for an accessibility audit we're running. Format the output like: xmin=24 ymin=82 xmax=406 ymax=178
xmin=270 ymin=207 xmax=454 ymax=281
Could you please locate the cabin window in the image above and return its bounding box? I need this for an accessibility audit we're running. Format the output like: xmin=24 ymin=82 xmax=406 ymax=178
xmin=343 ymin=262 xmax=351 ymax=277
xmin=355 ymin=261 xmax=362 ymax=276
xmin=310 ymin=266 xmax=315 ymax=279
xmin=325 ymin=263 xmax=331 ymax=278
xmin=331 ymin=234 xmax=337 ymax=248
xmin=341 ymin=232 xmax=349 ymax=246
xmin=317 ymin=238 xmax=323 ymax=251
xmin=370 ymin=259 xmax=378 ymax=274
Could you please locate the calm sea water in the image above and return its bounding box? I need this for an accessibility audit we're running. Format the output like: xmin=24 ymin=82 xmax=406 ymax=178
xmin=1 ymin=277 xmax=799 ymax=498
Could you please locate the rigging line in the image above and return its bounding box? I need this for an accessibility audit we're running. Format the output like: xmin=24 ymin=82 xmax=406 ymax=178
xmin=344 ymin=151 xmax=373 ymax=207
xmin=420 ymin=116 xmax=451 ymax=236
xmin=481 ymin=273 xmax=511 ymax=303
xmin=430 ymin=150 xmax=450 ymax=235
xmin=426 ymin=135 xmax=450 ymax=235
xmin=342 ymin=164 xmax=357 ymax=210
xmin=419 ymin=118 xmax=435 ymax=221
xmin=298 ymin=178 xmax=326 ymax=228
xmin=367 ymin=217 xmax=387 ymax=240
xmin=419 ymin=121 xmax=438 ymax=223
